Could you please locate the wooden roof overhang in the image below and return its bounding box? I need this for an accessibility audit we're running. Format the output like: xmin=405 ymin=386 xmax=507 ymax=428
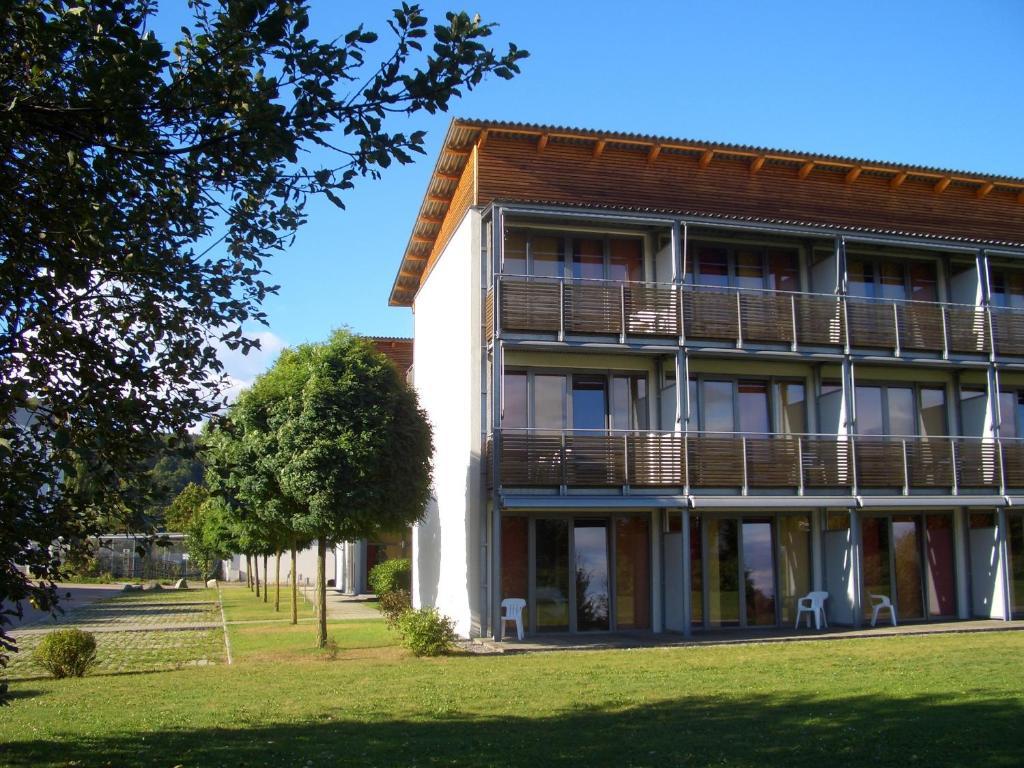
xmin=389 ymin=119 xmax=1024 ymax=306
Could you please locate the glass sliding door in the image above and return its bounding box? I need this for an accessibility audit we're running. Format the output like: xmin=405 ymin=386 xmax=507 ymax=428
xmin=862 ymin=515 xmax=929 ymax=622
xmin=574 ymin=519 xmax=610 ymax=631
xmin=861 ymin=517 xmax=891 ymax=620
xmin=1008 ymin=514 xmax=1024 ymax=617
xmin=572 ymin=376 xmax=607 ymax=432
xmin=924 ymin=514 xmax=956 ymax=618
xmin=535 ymin=519 xmax=570 ymax=631
xmin=742 ymin=519 xmax=776 ymax=625
xmin=778 ymin=515 xmax=811 ymax=624
xmin=892 ymin=516 xmax=924 ymax=620
xmin=615 ymin=516 xmax=651 ymax=630
xmin=706 ymin=518 xmax=740 ymax=626
xmin=690 ymin=515 xmax=703 ymax=625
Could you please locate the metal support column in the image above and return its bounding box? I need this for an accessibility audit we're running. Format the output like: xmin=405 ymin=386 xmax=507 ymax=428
xmin=488 ymin=207 xmax=505 ymax=640
xmin=996 ymin=508 xmax=1013 ymax=622
xmin=849 ymin=507 xmax=863 ymax=628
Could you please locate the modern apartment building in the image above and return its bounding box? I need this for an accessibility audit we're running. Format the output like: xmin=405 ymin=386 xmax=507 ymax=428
xmin=390 ymin=118 xmax=1024 ymax=639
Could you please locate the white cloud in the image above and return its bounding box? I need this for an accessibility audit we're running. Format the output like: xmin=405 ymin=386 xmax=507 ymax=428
xmin=216 ymin=330 xmax=288 ymax=404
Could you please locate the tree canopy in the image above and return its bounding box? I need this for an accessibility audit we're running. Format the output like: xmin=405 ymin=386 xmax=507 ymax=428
xmin=0 ymin=0 xmax=525 ymax=696
xmin=227 ymin=330 xmax=433 ymax=645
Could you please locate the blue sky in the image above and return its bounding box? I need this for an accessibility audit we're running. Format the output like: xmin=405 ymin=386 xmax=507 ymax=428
xmin=156 ymin=1 xmax=1024 ymax=389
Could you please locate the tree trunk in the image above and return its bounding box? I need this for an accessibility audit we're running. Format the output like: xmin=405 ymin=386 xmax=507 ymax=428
xmin=315 ymin=538 xmax=327 ymax=648
xmin=290 ymin=545 xmax=298 ymax=625
xmin=263 ymin=555 xmax=269 ymax=603
xmin=245 ymin=554 xmax=252 ymax=589
xmin=254 ymin=554 xmax=260 ymax=598
xmin=274 ymin=550 xmax=281 ymax=612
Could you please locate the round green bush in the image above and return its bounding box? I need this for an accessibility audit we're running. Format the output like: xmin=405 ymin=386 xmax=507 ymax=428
xmin=33 ymin=628 xmax=98 ymax=678
xmin=378 ymin=588 xmax=412 ymax=626
xmin=396 ymin=607 xmax=456 ymax=657
xmin=367 ymin=558 xmax=411 ymax=596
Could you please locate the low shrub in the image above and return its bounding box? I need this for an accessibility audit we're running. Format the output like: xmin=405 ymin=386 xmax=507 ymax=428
xmin=396 ymin=607 xmax=456 ymax=657
xmin=33 ymin=629 xmax=98 ymax=678
xmin=378 ymin=589 xmax=412 ymax=626
xmin=367 ymin=558 xmax=411 ymax=596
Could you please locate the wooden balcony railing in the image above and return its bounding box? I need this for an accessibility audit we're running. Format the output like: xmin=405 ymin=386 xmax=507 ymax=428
xmin=491 ymin=430 xmax=1023 ymax=494
xmin=488 ymin=275 xmax=1006 ymax=357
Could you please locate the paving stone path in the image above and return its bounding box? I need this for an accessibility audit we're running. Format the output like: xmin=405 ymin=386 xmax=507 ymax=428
xmin=4 ymin=591 xmax=225 ymax=680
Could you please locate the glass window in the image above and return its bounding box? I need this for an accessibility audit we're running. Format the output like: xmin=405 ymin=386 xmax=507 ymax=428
xmin=856 ymin=386 xmax=884 ymax=435
xmin=609 ymin=239 xmax=643 ymax=282
xmin=743 ymin=519 xmax=776 ymax=626
xmin=920 ymin=387 xmax=947 ymax=437
xmin=504 ymin=232 xmax=527 ymax=275
xmin=697 ymin=247 xmax=729 ymax=287
xmin=1000 ymin=391 xmax=1018 ymax=438
xmin=503 ymin=373 xmax=527 ymax=429
xmin=572 ymin=238 xmax=604 ymax=281
xmin=703 ymin=380 xmax=735 ymax=432
xmin=847 ymin=258 xmax=875 ymax=298
xmin=767 ymin=249 xmax=800 ymax=292
xmin=778 ymin=382 xmax=807 ymax=434
xmin=738 ymin=381 xmax=770 ymax=434
xmin=707 ymin=518 xmax=740 ymax=626
xmin=887 ymin=387 xmax=915 ymax=436
xmin=1017 ymin=392 xmax=1024 ymax=442
xmin=532 ymin=236 xmax=564 ymax=278
xmin=909 ymin=262 xmax=938 ymax=302
xmin=991 ymin=269 xmax=1024 ymax=309
xmin=534 ymin=375 xmax=567 ymax=430
xmin=878 ymin=262 xmax=907 ymax=301
xmin=735 ymin=249 xmax=764 ymax=290
xmin=959 ymin=388 xmax=986 ymax=437
xmin=572 ymin=375 xmax=607 ymax=432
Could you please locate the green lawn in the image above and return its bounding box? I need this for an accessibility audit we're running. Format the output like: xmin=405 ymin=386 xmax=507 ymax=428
xmin=1 ymin=587 xmax=1022 ymax=768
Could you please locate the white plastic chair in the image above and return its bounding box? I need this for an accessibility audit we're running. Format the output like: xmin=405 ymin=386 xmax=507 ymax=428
xmin=870 ymin=594 xmax=897 ymax=627
xmin=794 ymin=591 xmax=829 ymax=630
xmin=500 ymin=598 xmax=526 ymax=641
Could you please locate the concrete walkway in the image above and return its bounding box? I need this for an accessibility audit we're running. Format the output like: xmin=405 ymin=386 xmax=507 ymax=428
xmin=478 ymin=618 xmax=1024 ymax=654
xmin=325 ymin=592 xmax=381 ymax=620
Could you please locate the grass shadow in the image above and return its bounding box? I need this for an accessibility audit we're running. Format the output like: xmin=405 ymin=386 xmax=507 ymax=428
xmin=3 ymin=691 xmax=1023 ymax=767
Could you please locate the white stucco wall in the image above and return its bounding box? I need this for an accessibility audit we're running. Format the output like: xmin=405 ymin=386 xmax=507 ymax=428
xmin=225 ymin=544 xmax=335 ymax=587
xmin=411 ymin=210 xmax=482 ymax=637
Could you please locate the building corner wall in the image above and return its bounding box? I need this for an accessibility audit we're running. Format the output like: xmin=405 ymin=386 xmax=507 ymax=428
xmin=410 ymin=209 xmax=482 ymax=638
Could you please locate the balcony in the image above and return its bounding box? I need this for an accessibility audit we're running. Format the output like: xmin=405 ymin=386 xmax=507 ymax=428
xmin=490 ymin=429 xmax=1022 ymax=494
xmin=487 ymin=275 xmax=1024 ymax=357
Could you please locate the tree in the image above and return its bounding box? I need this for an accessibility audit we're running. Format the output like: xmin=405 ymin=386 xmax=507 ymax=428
xmin=237 ymin=331 xmax=433 ymax=647
xmin=166 ymin=482 xmax=233 ymax=579
xmin=0 ymin=0 xmax=525 ymax=692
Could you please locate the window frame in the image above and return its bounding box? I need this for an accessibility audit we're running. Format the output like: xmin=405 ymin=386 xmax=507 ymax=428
xmin=503 ymin=228 xmax=646 ymax=283
xmin=686 ymin=374 xmax=809 ymax=435
xmin=502 ymin=368 xmax=652 ymax=432
xmin=853 ymin=381 xmax=951 ymax=437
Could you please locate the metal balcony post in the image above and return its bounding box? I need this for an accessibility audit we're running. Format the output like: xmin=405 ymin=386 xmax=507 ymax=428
xmin=741 ymin=436 xmax=748 ymax=495
xmin=842 ymin=297 xmax=851 ymax=354
xmin=678 ymin=286 xmax=686 ymax=346
xmin=560 ymin=430 xmax=568 ymax=495
xmin=681 ymin=432 xmax=690 ymax=494
xmin=796 ymin=436 xmax=804 ymax=496
xmin=950 ymin=439 xmax=958 ymax=495
xmin=997 ymin=437 xmax=1006 ymax=496
xmin=790 ymin=293 xmax=798 ymax=352
xmin=622 ymin=432 xmax=630 ymax=493
xmin=850 ymin=435 xmax=859 ymax=496
xmin=901 ymin=439 xmax=910 ymax=495
xmin=619 ymin=283 xmax=627 ymax=344
xmin=940 ymin=304 xmax=949 ymax=360
xmin=892 ymin=302 xmax=901 ymax=358
xmin=735 ymin=291 xmax=743 ymax=349
xmin=558 ymin=278 xmax=565 ymax=342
